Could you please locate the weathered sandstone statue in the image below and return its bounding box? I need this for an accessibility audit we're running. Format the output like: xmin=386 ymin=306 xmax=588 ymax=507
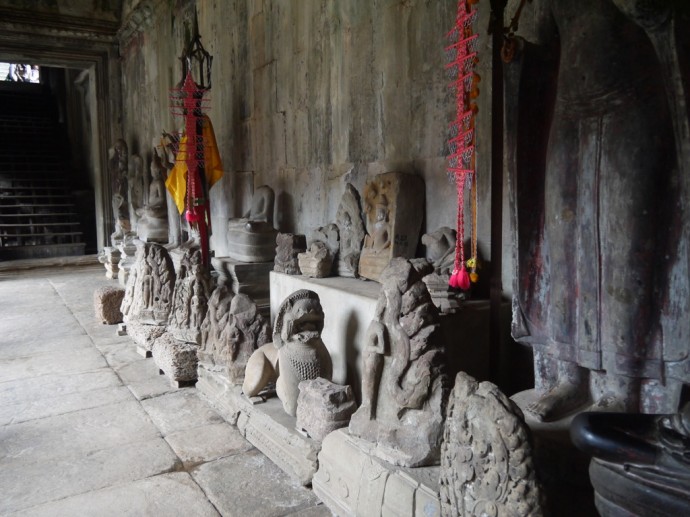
xmin=198 ymin=286 xmax=270 ymax=384
xmin=358 ymin=172 xmax=425 ymax=282
xmin=168 ymin=247 xmax=213 ymax=344
xmin=274 ymin=233 xmax=306 ymax=275
xmin=136 ymin=152 xmax=169 ymax=242
xmin=121 ymin=242 xmax=175 ymax=325
xmin=507 ymin=0 xmax=690 ymax=420
xmin=226 ymin=185 xmax=278 ymax=262
xmin=128 ymin=154 xmax=145 ymax=231
xmin=335 ymin=183 xmax=365 ymax=278
xmin=108 ymin=139 xmax=131 ymax=246
xmin=422 ymin=227 xmax=463 ymax=312
xmin=296 ymin=378 xmax=356 ymax=441
xmin=243 ymin=289 xmax=333 ymax=416
xmin=298 ymin=241 xmax=333 ymax=278
xmin=439 ymin=372 xmax=544 ymax=517
xmin=349 ymin=258 xmax=447 ymax=466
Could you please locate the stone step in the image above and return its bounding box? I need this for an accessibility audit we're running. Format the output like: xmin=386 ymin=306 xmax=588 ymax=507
xmin=0 ymin=242 xmax=86 ymax=260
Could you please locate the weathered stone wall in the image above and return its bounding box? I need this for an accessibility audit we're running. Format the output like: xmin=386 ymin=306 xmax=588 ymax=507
xmin=120 ymin=0 xmax=494 ymax=265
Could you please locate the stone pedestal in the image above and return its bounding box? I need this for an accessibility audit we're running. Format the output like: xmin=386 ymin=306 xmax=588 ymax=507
xmin=126 ymin=321 xmax=166 ymax=355
xmin=117 ymin=239 xmax=137 ymax=286
xmin=212 ymin=257 xmax=273 ymax=315
xmin=99 ymin=246 xmax=121 ymax=279
xmin=196 ymin=367 xmax=319 ymax=486
xmin=152 ymin=332 xmax=199 ymax=388
xmin=313 ymin=428 xmax=441 ymax=517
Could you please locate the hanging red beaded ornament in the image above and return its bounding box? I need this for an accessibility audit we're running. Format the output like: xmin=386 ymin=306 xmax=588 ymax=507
xmin=446 ymin=0 xmax=480 ymax=291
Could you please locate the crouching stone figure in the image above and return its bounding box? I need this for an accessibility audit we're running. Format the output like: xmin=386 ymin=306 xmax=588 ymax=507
xmin=242 ymin=289 xmax=333 ymax=416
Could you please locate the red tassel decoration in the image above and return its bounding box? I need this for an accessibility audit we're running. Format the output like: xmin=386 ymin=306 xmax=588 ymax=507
xmin=449 ymin=266 xmax=471 ymax=290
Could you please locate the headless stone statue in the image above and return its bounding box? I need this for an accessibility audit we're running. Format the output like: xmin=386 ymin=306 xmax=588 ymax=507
xmin=349 ymin=258 xmax=447 ymax=467
xmin=421 ymin=227 xmax=464 ymax=313
xmin=243 ymin=289 xmax=333 ymax=416
xmin=508 ymin=0 xmax=690 ymax=421
xmin=136 ymin=152 xmax=169 ymax=243
xmin=226 ymin=185 xmax=279 ymax=262
xmin=335 ymin=183 xmax=365 ymax=278
xmin=128 ymin=154 xmax=145 ymax=230
xmin=109 ymin=139 xmax=130 ymax=245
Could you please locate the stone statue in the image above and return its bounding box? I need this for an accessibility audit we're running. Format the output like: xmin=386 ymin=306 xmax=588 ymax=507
xmin=243 ymin=289 xmax=333 ymax=416
xmin=108 ymin=139 xmax=130 ymax=245
xmin=439 ymin=372 xmax=544 ymax=517
xmin=226 ymin=185 xmax=279 ymax=262
xmin=507 ymin=0 xmax=690 ymax=421
xmin=422 ymin=227 xmax=463 ymax=313
xmin=571 ymin=403 xmax=690 ymax=515
xmin=128 ymin=154 xmax=145 ymax=230
xmin=274 ymin=233 xmax=307 ymax=275
xmin=168 ymin=247 xmax=213 ymax=344
xmin=358 ymin=173 xmax=425 ymax=282
xmin=120 ymin=242 xmax=175 ymax=326
xmin=136 ymin=152 xmax=169 ymax=242
xmin=155 ymin=132 xmax=184 ymax=246
xmin=198 ymin=287 xmax=270 ymax=384
xmin=299 ymin=224 xmax=339 ymax=278
xmin=335 ymin=183 xmax=365 ymax=278
xmin=349 ymin=258 xmax=447 ymax=467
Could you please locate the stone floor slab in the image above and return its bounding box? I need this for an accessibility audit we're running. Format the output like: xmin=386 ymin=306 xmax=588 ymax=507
xmin=0 ymin=385 xmax=133 ymax=426
xmin=0 ymin=369 xmax=122 ymax=404
xmin=141 ymin=388 xmax=225 ymax=435
xmin=164 ymin=422 xmax=254 ymax=468
xmin=13 ymin=472 xmax=220 ymax=517
xmin=0 ymin=437 xmax=179 ymax=514
xmin=114 ymin=356 xmax=176 ymax=400
xmin=0 ymin=347 xmax=107 ymax=383
xmin=0 ymin=399 xmax=161 ymax=467
xmin=191 ymin=450 xmax=322 ymax=517
xmin=0 ymin=334 xmax=94 ymax=361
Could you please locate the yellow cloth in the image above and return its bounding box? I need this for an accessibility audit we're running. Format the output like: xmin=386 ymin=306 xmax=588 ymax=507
xmin=165 ymin=115 xmax=224 ymax=214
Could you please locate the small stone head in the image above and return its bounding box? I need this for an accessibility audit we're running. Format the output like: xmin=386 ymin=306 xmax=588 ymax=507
xmin=273 ymin=290 xmax=324 ymax=348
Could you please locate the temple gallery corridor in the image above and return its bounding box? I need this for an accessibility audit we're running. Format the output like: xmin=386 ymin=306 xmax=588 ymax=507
xmin=0 ymin=264 xmax=330 ymax=516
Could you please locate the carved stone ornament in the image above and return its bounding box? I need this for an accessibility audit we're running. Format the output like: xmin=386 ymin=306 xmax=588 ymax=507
xmin=422 ymin=227 xmax=464 ymax=313
xmin=335 ymin=182 xmax=365 ymax=278
xmin=296 ymin=378 xmax=356 ymax=442
xmin=298 ymin=241 xmax=333 ymax=278
xmin=168 ymin=247 xmax=214 ymax=344
xmin=274 ymin=233 xmax=307 ymax=275
xmin=349 ymin=258 xmax=448 ymax=467
xmin=120 ymin=242 xmax=175 ymax=326
xmin=243 ymin=289 xmax=333 ymax=416
xmin=109 ymin=139 xmax=131 ymax=246
xmin=358 ymin=172 xmax=424 ymax=282
xmin=439 ymin=372 xmax=544 ymax=517
xmin=227 ymin=185 xmax=279 ymax=262
xmin=198 ymin=286 xmax=270 ymax=384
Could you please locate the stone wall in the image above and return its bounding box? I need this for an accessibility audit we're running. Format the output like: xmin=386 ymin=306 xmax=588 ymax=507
xmin=120 ymin=0 xmax=495 ymax=266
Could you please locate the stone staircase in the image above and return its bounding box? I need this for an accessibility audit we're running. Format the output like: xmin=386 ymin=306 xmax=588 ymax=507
xmin=0 ymin=83 xmax=86 ymax=260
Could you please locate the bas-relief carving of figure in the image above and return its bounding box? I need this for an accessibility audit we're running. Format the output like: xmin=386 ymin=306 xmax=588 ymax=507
xmin=439 ymin=372 xmax=544 ymax=517
xmin=226 ymin=185 xmax=279 ymax=262
xmin=136 ymin=152 xmax=169 ymax=243
xmin=120 ymin=242 xmax=175 ymax=325
xmin=349 ymin=258 xmax=447 ymax=467
xmin=508 ymin=0 xmax=690 ymax=421
xmin=168 ymin=247 xmax=213 ymax=344
xmin=335 ymin=183 xmax=366 ymax=278
xmin=109 ymin=139 xmax=130 ymax=245
xmin=199 ymin=286 xmax=270 ymax=384
xmin=243 ymin=290 xmax=333 ymax=416
xmin=358 ymin=172 xmax=425 ymax=282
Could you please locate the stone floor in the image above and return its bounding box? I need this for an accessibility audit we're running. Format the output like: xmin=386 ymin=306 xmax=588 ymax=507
xmin=0 ymin=265 xmax=332 ymax=516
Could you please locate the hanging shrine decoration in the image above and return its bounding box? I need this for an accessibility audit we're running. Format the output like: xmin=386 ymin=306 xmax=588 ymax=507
xmin=446 ymin=0 xmax=480 ymax=291
xmin=167 ymin=33 xmax=223 ymax=268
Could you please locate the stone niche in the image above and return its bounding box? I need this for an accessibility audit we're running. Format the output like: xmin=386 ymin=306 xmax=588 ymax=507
xmin=358 ymin=172 xmax=425 ymax=282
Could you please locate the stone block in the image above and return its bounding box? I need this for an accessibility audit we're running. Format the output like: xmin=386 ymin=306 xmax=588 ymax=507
xmin=126 ymin=321 xmax=166 ymax=352
xmin=313 ymin=428 xmax=441 ymax=517
xmin=274 ymin=233 xmax=306 ymax=275
xmin=296 ymin=378 xmax=356 ymax=442
xmin=152 ymin=332 xmax=199 ymax=385
xmin=94 ymin=285 xmax=126 ymax=324
xmin=196 ymin=366 xmax=245 ymax=425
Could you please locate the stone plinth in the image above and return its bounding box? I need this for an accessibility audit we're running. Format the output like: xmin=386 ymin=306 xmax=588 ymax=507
xmin=196 ymin=366 xmax=244 ymax=425
xmin=152 ymin=332 xmax=199 ymax=387
xmin=211 ymin=257 xmax=273 ymax=314
xmin=126 ymin=321 xmax=166 ymax=354
xmin=94 ymin=285 xmax=125 ymax=324
xmin=313 ymin=428 xmax=441 ymax=517
xmin=99 ymin=246 xmax=121 ymax=279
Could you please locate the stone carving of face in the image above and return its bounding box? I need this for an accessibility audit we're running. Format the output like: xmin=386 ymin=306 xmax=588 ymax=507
xmin=282 ymin=298 xmax=324 ymax=345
